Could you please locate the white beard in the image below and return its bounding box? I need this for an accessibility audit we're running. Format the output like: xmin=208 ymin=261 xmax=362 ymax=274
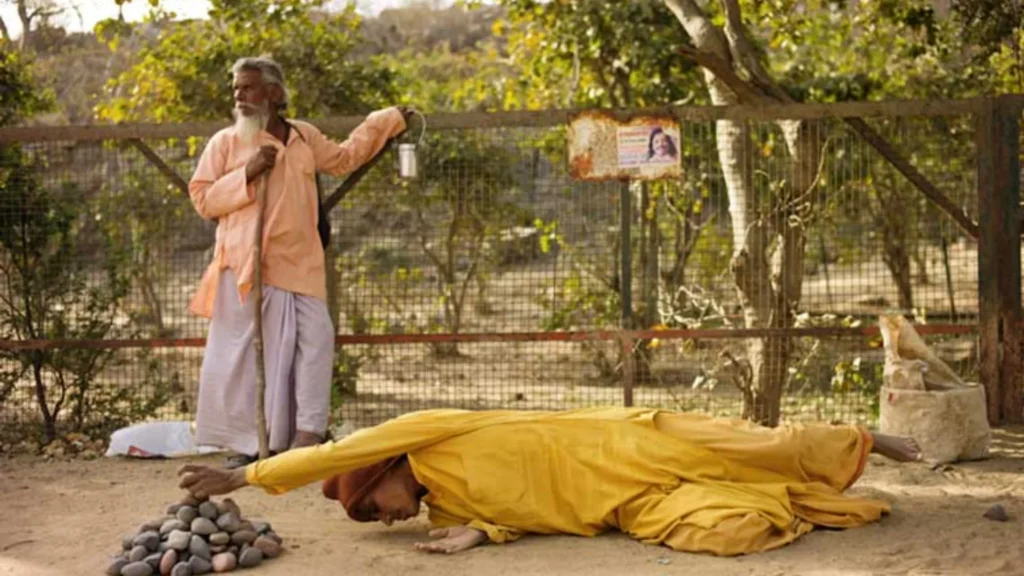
xmin=233 ymin=103 xmax=270 ymax=146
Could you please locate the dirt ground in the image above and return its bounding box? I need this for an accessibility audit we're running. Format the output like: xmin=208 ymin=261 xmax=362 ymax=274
xmin=2 ymin=427 xmax=1023 ymax=576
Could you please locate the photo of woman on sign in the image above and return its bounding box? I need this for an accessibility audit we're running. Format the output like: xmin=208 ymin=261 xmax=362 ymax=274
xmin=646 ymin=127 xmax=679 ymax=163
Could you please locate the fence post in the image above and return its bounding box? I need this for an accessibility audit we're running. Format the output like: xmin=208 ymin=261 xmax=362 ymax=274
xmin=619 ymin=180 xmax=634 ymax=407
xmin=621 ymin=335 xmax=635 ymax=407
xmin=976 ymin=95 xmax=1023 ymax=425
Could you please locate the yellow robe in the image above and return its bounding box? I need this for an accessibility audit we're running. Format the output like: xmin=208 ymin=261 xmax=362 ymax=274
xmin=244 ymin=407 xmax=887 ymax=556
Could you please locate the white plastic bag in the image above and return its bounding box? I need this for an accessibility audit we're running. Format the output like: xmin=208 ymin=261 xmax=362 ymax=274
xmin=105 ymin=421 xmax=223 ymax=459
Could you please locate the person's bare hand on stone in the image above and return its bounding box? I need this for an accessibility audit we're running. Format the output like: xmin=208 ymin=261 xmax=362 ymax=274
xmin=177 ymin=464 xmax=249 ymax=500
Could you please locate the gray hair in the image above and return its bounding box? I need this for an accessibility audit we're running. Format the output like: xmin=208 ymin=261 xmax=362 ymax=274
xmin=231 ymin=56 xmax=290 ymax=110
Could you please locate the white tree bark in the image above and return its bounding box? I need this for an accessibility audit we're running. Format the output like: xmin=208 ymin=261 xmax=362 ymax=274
xmin=664 ymin=0 xmax=824 ymax=425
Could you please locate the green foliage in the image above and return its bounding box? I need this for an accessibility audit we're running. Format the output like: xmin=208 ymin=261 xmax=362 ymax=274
xmin=69 ymin=352 xmax=176 ymax=441
xmin=97 ymin=0 xmax=397 ymax=122
xmin=381 ymin=43 xmax=515 ymax=113
xmin=953 ymin=0 xmax=1023 ymax=62
xmin=330 ymin=345 xmax=376 ymax=412
xmin=343 ymin=131 xmax=527 ymax=356
xmin=755 ymin=0 xmax=1024 ymax=101
xmin=93 ymin=147 xmax=199 ymax=336
xmin=0 ymin=41 xmax=53 ymax=125
xmin=706 ymin=1 xmax=990 ymax=318
xmin=491 ymin=0 xmax=701 ymax=108
xmin=540 ymin=267 xmax=619 ymax=332
xmin=0 ymin=146 xmax=172 ymax=443
xmin=830 ymin=357 xmax=884 ymax=418
xmin=0 ymin=42 xmax=173 ymax=443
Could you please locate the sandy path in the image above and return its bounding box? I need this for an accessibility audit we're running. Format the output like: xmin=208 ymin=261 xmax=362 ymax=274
xmin=2 ymin=428 xmax=1023 ymax=576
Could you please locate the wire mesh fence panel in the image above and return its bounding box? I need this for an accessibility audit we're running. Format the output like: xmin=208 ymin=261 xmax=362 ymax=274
xmin=0 ymin=102 xmax=993 ymax=443
xmin=623 ymin=113 xmax=981 ymax=425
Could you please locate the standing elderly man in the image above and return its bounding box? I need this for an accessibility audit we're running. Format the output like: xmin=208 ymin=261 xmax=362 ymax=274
xmin=187 ymin=56 xmax=408 ymax=468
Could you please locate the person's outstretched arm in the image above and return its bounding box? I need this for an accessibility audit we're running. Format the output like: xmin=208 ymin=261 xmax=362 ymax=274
xmin=177 ymin=464 xmax=250 ymax=499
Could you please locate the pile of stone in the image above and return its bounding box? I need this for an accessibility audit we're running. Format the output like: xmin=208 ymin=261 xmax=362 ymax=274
xmin=106 ymin=495 xmax=283 ymax=576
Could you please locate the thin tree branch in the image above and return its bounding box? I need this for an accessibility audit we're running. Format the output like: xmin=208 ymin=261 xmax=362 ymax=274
xmin=412 ymin=202 xmax=445 ymax=275
xmin=774 ymin=135 xmax=836 ymax=217
xmin=719 ymin=0 xmax=790 ymax=102
xmin=663 ymin=0 xmax=732 ymax=61
xmin=676 ymin=46 xmax=769 ymax=103
xmin=454 ymin=231 xmax=484 ymax=325
xmin=28 ymin=6 xmax=62 ymax=21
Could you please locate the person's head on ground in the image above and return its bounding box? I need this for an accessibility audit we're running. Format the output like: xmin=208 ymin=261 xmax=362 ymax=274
xmin=322 ymin=455 xmax=426 ymax=526
xmin=231 ymin=56 xmax=289 ymax=143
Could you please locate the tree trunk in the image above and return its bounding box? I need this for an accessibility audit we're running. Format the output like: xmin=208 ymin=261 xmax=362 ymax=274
xmin=665 ymin=0 xmax=778 ymax=423
xmin=881 ymin=239 xmax=914 ymax=311
xmin=875 ymin=173 xmax=915 ymax=312
xmin=762 ymin=120 xmax=823 ymax=424
xmin=664 ymin=0 xmax=824 ymax=426
xmin=433 ymin=283 xmax=461 ymax=357
xmin=433 ymin=265 xmax=462 ymax=357
xmin=16 ymin=0 xmax=30 ymax=51
xmin=136 ymin=252 xmax=167 ymax=335
xmin=885 ymin=249 xmax=914 ymax=311
xmin=718 ymin=116 xmax=790 ymax=425
xmin=664 ymin=199 xmax=705 ymax=310
xmin=31 ymin=354 xmax=56 ymax=443
xmin=913 ymin=248 xmax=929 ymax=285
xmin=634 ymin=181 xmax=657 ymax=384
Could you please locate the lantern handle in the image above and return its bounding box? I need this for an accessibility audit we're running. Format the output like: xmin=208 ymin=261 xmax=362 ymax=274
xmin=407 ymin=107 xmax=427 ymax=146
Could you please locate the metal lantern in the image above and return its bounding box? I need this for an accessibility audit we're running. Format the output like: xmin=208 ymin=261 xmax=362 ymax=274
xmin=399 ymin=109 xmax=427 ymax=179
xmin=398 ymin=143 xmax=418 ymax=178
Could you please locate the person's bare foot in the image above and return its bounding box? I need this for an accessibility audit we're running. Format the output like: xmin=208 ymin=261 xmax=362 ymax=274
xmin=871 ymin=432 xmax=922 ymax=462
xmin=291 ymin=430 xmax=324 ymax=449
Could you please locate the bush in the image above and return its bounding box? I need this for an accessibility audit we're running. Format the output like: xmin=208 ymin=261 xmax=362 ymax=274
xmin=0 ymin=145 xmax=172 ymax=444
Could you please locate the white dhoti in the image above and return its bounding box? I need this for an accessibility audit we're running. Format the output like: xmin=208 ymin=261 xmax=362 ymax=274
xmin=196 ymin=269 xmax=334 ymax=456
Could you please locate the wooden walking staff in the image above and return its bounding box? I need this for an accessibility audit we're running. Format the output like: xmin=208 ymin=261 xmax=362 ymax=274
xmin=253 ymin=173 xmax=270 ymax=461
xmin=247 ymin=108 xmax=420 ymax=460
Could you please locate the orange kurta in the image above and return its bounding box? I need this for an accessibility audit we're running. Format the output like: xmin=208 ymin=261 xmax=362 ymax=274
xmin=187 ymin=108 xmax=407 ymax=318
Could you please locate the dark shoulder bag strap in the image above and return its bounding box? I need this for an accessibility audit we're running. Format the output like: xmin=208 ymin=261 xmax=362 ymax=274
xmin=315 ymin=173 xmax=331 ymax=249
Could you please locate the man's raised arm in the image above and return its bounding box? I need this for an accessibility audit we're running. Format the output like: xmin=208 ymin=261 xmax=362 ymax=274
xmin=307 ymin=107 xmax=408 ymax=177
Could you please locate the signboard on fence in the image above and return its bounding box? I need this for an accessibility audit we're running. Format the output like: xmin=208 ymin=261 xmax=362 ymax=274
xmin=567 ymin=111 xmax=682 ymax=181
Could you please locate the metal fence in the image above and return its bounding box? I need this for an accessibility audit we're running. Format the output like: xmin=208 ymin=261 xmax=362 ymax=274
xmin=1 ymin=98 xmax=1018 ymax=444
